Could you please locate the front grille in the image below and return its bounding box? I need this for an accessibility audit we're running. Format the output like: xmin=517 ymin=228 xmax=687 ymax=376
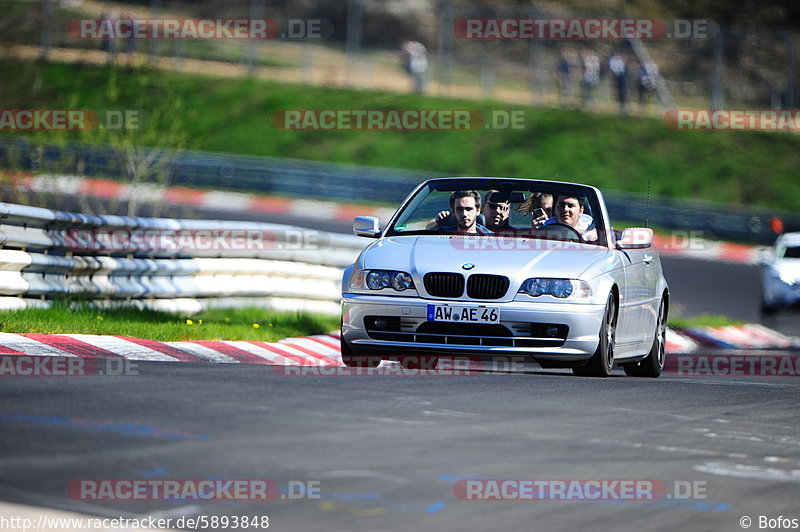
xmin=467 ymin=274 xmax=510 ymax=299
xmin=363 ymin=318 xmax=568 ymax=348
xmin=424 ymin=272 xmax=465 ymax=298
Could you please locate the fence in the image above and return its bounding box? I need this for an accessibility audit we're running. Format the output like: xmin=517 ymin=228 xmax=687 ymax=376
xmin=2 ymin=138 xmax=798 ymax=243
xmin=0 ymin=201 xmax=366 ymax=315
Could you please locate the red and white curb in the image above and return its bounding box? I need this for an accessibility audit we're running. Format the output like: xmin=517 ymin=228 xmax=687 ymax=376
xmin=5 ymin=173 xmax=769 ymax=265
xmin=665 ymin=327 xmax=700 ymax=354
xmin=0 ymin=332 xmax=344 ymax=366
xmin=674 ymin=323 xmax=799 ymax=351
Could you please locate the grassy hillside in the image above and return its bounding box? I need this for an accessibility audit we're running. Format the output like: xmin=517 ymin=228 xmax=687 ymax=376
xmin=2 ymin=58 xmax=800 ymax=211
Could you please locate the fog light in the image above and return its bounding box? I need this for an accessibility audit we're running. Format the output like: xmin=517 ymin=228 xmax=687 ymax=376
xmin=545 ymin=326 xmax=559 ymax=337
xmin=374 ymin=317 xmax=388 ymax=330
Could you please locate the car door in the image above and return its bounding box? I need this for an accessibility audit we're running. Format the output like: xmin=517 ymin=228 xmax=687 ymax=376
xmin=617 ymin=247 xmax=650 ymax=345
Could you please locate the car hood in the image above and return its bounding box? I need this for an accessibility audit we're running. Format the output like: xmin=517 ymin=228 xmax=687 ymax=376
xmin=362 ymin=235 xmax=612 ymax=280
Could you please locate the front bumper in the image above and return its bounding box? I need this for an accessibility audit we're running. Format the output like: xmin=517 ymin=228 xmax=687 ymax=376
xmin=341 ymin=293 xmax=605 ymax=362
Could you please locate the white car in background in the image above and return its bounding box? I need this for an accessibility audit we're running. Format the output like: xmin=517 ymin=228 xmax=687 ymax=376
xmin=341 ymin=177 xmax=670 ymax=377
xmin=761 ymin=232 xmax=800 ymax=315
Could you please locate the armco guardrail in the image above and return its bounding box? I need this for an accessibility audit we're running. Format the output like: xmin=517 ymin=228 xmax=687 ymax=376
xmin=2 ymin=138 xmax=799 ymax=243
xmin=0 ymin=202 xmax=367 ymax=315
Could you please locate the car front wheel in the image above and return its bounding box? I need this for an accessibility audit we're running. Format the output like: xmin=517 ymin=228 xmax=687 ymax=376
xmin=624 ymin=298 xmax=666 ymax=378
xmin=574 ymin=293 xmax=616 ymax=377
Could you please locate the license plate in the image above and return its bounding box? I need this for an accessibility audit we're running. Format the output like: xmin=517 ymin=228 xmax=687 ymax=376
xmin=427 ymin=304 xmax=499 ymax=324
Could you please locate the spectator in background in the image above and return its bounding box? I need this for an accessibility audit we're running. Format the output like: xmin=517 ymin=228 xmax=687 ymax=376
xmin=580 ymin=50 xmax=601 ymax=105
xmin=100 ymin=12 xmax=115 ymax=61
xmin=402 ymin=40 xmax=428 ymax=94
xmin=556 ymin=50 xmax=573 ymax=103
xmin=121 ymin=13 xmax=138 ymax=63
xmin=637 ymin=60 xmax=659 ymax=106
xmin=608 ymin=51 xmax=628 ymax=114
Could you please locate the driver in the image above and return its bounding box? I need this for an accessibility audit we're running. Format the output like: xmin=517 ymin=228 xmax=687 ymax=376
xmin=538 ymin=194 xmax=597 ymax=241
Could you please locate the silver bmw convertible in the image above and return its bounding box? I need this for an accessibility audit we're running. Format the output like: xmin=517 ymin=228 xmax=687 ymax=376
xmin=341 ymin=177 xmax=669 ymax=377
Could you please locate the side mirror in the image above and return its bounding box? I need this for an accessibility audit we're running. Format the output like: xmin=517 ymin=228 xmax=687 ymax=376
xmin=353 ymin=216 xmax=381 ymax=238
xmin=617 ymin=227 xmax=653 ymax=250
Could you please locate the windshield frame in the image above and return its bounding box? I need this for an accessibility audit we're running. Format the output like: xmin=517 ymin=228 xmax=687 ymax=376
xmin=383 ymin=177 xmax=610 ymax=248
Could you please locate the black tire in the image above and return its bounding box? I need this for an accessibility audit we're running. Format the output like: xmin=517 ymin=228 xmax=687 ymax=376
xmin=624 ymin=298 xmax=666 ymax=378
xmin=573 ymin=293 xmax=616 ymax=377
xmin=340 ymin=337 xmax=381 ymax=368
xmin=760 ymin=301 xmax=777 ymax=317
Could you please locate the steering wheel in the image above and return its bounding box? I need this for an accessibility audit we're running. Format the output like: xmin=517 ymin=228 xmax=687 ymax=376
xmin=532 ymin=222 xmax=583 ymax=243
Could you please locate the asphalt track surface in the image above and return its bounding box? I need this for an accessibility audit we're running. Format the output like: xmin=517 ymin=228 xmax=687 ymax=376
xmin=1 ymin=362 xmax=799 ymax=531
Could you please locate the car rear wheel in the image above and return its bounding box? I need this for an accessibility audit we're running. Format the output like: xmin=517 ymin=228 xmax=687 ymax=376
xmin=340 ymin=337 xmax=382 ymax=368
xmin=624 ymin=298 xmax=666 ymax=378
xmin=573 ymin=293 xmax=616 ymax=377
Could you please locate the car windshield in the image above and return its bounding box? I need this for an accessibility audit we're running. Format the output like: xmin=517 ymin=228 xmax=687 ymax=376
xmin=779 ymin=245 xmax=800 ymax=259
xmin=386 ymin=178 xmax=608 ymax=247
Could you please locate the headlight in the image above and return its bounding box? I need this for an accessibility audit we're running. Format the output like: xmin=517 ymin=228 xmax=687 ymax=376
xmin=779 ymin=271 xmax=797 ymax=285
xmin=519 ymin=278 xmax=592 ymax=299
xmin=350 ymin=270 xmax=415 ymax=292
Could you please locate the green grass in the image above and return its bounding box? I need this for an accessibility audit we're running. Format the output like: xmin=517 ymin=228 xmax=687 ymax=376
xmin=2 ymin=58 xmax=800 ymax=212
xmin=0 ymin=305 xmax=339 ymax=342
xmin=667 ymin=314 xmax=745 ymax=329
